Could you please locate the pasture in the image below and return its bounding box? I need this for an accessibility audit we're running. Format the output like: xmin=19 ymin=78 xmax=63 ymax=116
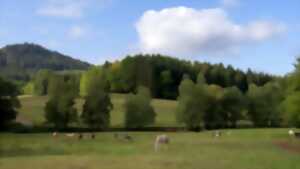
xmin=16 ymin=94 xmax=178 ymax=127
xmin=6 ymin=95 xmax=300 ymax=169
xmin=0 ymin=129 xmax=300 ymax=169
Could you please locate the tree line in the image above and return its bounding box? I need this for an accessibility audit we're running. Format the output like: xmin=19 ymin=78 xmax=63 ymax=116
xmin=177 ymin=73 xmax=284 ymax=130
xmin=34 ymin=62 xmax=299 ymax=130
xmin=2 ymin=54 xmax=300 ymax=130
xmin=24 ymin=54 xmax=274 ymax=99
xmin=44 ymin=67 xmax=155 ymax=130
xmin=103 ymin=55 xmax=274 ymax=99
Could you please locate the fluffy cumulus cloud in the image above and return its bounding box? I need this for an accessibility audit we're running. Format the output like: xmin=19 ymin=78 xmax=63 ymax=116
xmin=136 ymin=7 xmax=285 ymax=57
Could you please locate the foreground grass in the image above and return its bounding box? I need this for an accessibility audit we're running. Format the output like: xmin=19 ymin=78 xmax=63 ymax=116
xmin=0 ymin=129 xmax=299 ymax=169
xmin=17 ymin=94 xmax=178 ymax=127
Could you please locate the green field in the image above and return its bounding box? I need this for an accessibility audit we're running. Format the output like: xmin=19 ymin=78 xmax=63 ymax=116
xmin=2 ymin=95 xmax=300 ymax=168
xmin=1 ymin=129 xmax=300 ymax=169
xmin=16 ymin=94 xmax=178 ymax=127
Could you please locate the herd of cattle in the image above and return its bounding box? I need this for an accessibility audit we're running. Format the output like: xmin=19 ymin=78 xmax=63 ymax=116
xmin=51 ymin=129 xmax=299 ymax=151
xmin=52 ymin=131 xmax=171 ymax=151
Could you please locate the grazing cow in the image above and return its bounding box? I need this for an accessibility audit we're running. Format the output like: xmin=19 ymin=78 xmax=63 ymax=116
xmin=123 ymin=134 xmax=133 ymax=141
xmin=52 ymin=132 xmax=58 ymax=137
xmin=114 ymin=133 xmax=133 ymax=142
xmin=154 ymin=134 xmax=170 ymax=152
xmin=289 ymin=130 xmax=295 ymax=137
xmin=78 ymin=133 xmax=84 ymax=140
xmin=91 ymin=133 xmax=96 ymax=139
xmin=213 ymin=130 xmax=222 ymax=138
xmin=65 ymin=133 xmax=75 ymax=137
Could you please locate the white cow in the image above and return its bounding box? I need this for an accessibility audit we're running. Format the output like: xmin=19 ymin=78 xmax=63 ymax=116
xmin=52 ymin=132 xmax=58 ymax=137
xmin=213 ymin=130 xmax=222 ymax=138
xmin=154 ymin=134 xmax=170 ymax=152
xmin=288 ymin=129 xmax=295 ymax=136
xmin=65 ymin=133 xmax=75 ymax=137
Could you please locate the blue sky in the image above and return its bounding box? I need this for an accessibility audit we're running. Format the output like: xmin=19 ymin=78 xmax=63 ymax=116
xmin=0 ymin=0 xmax=299 ymax=75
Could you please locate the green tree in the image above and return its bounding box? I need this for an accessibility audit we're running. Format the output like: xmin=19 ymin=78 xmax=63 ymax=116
xmin=81 ymin=73 xmax=113 ymax=129
xmin=47 ymin=75 xmax=65 ymax=97
xmin=203 ymin=84 xmax=224 ymax=129
xmin=80 ymin=66 xmax=108 ymax=97
xmin=33 ymin=69 xmax=53 ymax=95
xmin=124 ymin=86 xmax=155 ymax=128
xmin=283 ymin=58 xmax=300 ymax=127
xmin=160 ymin=70 xmax=174 ymax=99
xmin=45 ymin=77 xmax=77 ymax=129
xmin=0 ymin=77 xmax=20 ymax=128
xmin=247 ymin=82 xmax=283 ymax=127
xmin=106 ymin=61 xmax=124 ymax=92
xmin=64 ymin=74 xmax=81 ymax=98
xmin=221 ymin=86 xmax=245 ymax=128
xmin=120 ymin=56 xmax=153 ymax=93
xmin=177 ymin=73 xmax=247 ymax=129
xmin=176 ymin=74 xmax=208 ymax=130
xmin=22 ymin=81 xmax=34 ymax=95
xmin=196 ymin=72 xmax=206 ymax=84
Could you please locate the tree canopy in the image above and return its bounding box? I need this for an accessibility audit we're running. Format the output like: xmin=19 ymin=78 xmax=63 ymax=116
xmin=81 ymin=67 xmax=113 ymax=129
xmin=45 ymin=76 xmax=77 ymax=129
xmin=0 ymin=77 xmax=20 ymax=128
xmin=103 ymin=55 xmax=275 ymax=99
xmin=124 ymin=86 xmax=156 ymax=128
xmin=282 ymin=58 xmax=300 ymax=127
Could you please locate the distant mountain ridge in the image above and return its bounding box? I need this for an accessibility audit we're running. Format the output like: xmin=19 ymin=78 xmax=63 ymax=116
xmin=0 ymin=43 xmax=91 ymax=80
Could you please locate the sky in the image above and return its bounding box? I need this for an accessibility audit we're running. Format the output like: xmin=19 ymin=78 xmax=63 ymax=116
xmin=0 ymin=0 xmax=299 ymax=75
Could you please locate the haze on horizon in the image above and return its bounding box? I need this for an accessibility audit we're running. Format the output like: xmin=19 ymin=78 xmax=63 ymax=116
xmin=0 ymin=0 xmax=299 ymax=75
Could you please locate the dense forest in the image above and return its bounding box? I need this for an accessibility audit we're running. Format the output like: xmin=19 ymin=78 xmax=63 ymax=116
xmin=102 ymin=55 xmax=275 ymax=99
xmin=0 ymin=43 xmax=91 ymax=81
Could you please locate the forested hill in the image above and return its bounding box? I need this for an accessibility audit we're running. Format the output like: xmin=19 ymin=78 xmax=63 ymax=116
xmin=0 ymin=43 xmax=91 ymax=81
xmin=103 ymin=54 xmax=276 ymax=99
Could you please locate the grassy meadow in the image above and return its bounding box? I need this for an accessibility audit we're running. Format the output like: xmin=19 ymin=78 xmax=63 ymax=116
xmin=1 ymin=129 xmax=300 ymax=169
xmin=1 ymin=95 xmax=299 ymax=169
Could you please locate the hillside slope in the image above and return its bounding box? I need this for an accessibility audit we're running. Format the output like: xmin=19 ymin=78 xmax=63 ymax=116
xmin=0 ymin=43 xmax=91 ymax=80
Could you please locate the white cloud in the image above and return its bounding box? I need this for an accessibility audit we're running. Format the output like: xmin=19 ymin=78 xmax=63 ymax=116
xmin=37 ymin=0 xmax=110 ymax=19
xmin=136 ymin=7 xmax=286 ymax=57
xmin=68 ymin=25 xmax=88 ymax=39
xmin=37 ymin=0 xmax=86 ymax=18
xmin=221 ymin=0 xmax=239 ymax=8
xmin=245 ymin=21 xmax=286 ymax=41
